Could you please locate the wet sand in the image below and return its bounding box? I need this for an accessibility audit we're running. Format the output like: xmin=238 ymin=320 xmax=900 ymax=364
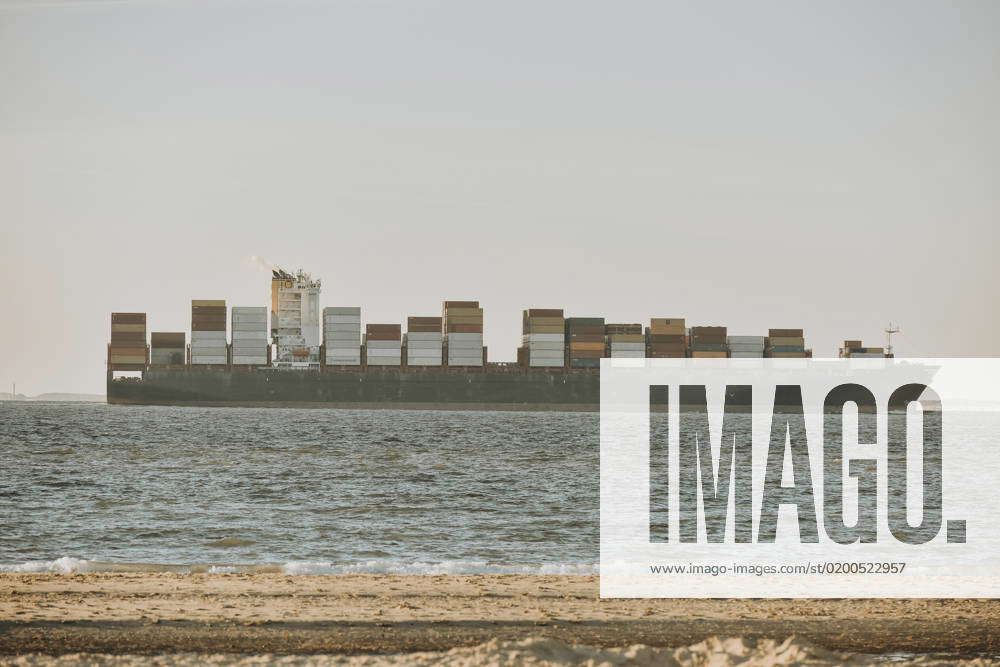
xmin=1 ymin=573 xmax=998 ymax=656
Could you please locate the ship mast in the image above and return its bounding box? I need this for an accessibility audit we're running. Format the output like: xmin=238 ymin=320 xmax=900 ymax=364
xmin=884 ymin=322 xmax=900 ymax=357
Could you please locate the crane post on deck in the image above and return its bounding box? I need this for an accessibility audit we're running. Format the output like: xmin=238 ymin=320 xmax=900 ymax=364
xmin=884 ymin=322 xmax=900 ymax=358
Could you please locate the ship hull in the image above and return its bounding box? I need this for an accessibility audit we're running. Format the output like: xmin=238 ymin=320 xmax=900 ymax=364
xmin=107 ymin=367 xmax=926 ymax=412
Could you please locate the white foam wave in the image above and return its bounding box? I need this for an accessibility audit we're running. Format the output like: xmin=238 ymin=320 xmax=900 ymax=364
xmin=4 ymin=556 xmax=95 ymax=573
xmin=0 ymin=557 xmax=598 ymax=575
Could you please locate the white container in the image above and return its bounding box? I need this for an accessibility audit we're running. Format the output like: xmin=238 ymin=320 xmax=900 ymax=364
xmin=366 ymin=340 xmax=401 ymax=350
xmin=610 ymin=342 xmax=644 ymax=351
xmin=232 ymin=344 xmax=267 ymax=354
xmin=405 ymin=332 xmax=442 ymax=341
xmin=367 ymin=357 xmax=402 ymax=365
xmin=190 ymin=343 xmax=226 ymax=352
xmin=232 ymin=356 xmax=267 ymax=364
xmin=730 ymin=352 xmax=764 ymax=358
xmin=407 ymin=340 xmax=443 ymax=350
xmin=324 ymin=307 xmax=361 ymax=316
xmin=325 ymin=315 xmax=362 ymax=325
xmin=325 ymin=332 xmax=360 ymax=343
xmin=526 ymin=345 xmax=565 ymax=352
xmin=367 ymin=347 xmax=401 ymax=356
xmin=232 ymin=330 xmax=268 ymax=339
xmin=728 ymin=336 xmax=766 ymax=345
xmin=232 ymin=323 xmax=266 ymax=331
xmin=192 ymin=356 xmax=227 ymax=364
xmin=522 ymin=333 xmax=564 ymax=343
xmin=609 ymin=350 xmax=644 ymax=358
xmin=447 ymin=333 xmax=483 ymax=343
xmin=529 ymin=358 xmax=564 ymax=367
xmin=448 ymin=340 xmax=483 ymax=350
xmin=191 ymin=330 xmax=227 ymax=340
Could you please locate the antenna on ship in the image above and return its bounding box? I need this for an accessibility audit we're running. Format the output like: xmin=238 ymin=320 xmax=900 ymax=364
xmin=884 ymin=322 xmax=900 ymax=357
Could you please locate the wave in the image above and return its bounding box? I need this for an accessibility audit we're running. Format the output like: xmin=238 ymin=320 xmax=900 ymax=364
xmin=0 ymin=557 xmax=598 ymax=575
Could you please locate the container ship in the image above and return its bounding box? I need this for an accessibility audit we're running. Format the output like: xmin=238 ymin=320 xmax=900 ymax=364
xmin=106 ymin=268 xmax=894 ymax=411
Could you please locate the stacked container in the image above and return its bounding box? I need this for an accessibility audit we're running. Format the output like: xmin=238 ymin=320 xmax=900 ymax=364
xmin=109 ymin=313 xmax=147 ymax=370
xmin=605 ymin=323 xmax=644 ymax=358
xmin=443 ymin=301 xmax=484 ymax=367
xmin=323 ymin=307 xmax=362 ymax=366
xmin=365 ymin=324 xmax=401 ymax=366
xmin=839 ymin=340 xmax=885 ymax=358
xmin=150 ymin=332 xmax=185 ymax=366
xmin=647 ymin=318 xmax=687 ymax=358
xmin=406 ymin=317 xmax=443 ymax=366
xmin=522 ymin=309 xmax=565 ymax=367
xmin=565 ymin=317 xmax=605 ymax=368
xmin=689 ymin=326 xmax=728 ymax=358
xmin=231 ymin=307 xmax=268 ymax=365
xmin=727 ymin=335 xmax=766 ymax=358
xmin=191 ymin=300 xmax=227 ymax=365
xmin=766 ymin=328 xmax=807 ymax=358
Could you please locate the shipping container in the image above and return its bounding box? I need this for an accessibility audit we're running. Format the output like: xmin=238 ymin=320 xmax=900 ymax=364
xmin=444 ymin=301 xmax=484 ymax=366
xmin=523 ymin=309 xmax=565 ymax=367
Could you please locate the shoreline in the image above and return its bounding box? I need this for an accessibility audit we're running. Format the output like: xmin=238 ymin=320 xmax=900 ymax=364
xmin=2 ymin=573 xmax=999 ymax=656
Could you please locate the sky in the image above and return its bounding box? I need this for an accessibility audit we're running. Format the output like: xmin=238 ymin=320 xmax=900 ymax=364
xmin=1 ymin=0 xmax=998 ymax=395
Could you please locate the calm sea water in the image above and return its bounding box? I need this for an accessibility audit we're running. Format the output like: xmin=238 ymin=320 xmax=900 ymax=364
xmin=0 ymin=402 xmax=598 ymax=574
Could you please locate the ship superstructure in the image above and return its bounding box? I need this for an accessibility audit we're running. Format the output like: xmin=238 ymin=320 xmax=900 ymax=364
xmin=270 ymin=268 xmax=321 ymax=367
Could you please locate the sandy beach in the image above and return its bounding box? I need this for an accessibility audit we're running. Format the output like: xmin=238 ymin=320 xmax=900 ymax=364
xmin=1 ymin=573 xmax=998 ymax=660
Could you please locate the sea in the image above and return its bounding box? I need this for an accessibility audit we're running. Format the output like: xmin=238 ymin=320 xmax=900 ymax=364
xmin=0 ymin=402 xmax=598 ymax=574
xmin=2 ymin=401 xmax=998 ymax=579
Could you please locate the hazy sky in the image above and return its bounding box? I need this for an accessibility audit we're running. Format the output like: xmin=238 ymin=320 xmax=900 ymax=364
xmin=2 ymin=0 xmax=998 ymax=395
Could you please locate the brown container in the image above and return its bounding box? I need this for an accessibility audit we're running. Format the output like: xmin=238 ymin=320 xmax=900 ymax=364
xmin=608 ymin=333 xmax=644 ymax=343
xmin=605 ymin=323 xmax=643 ymax=335
xmin=569 ymin=341 xmax=605 ymax=352
xmin=526 ymin=309 xmax=564 ymax=318
xmin=111 ymin=323 xmax=147 ymax=333
xmin=111 ymin=332 xmax=146 ymax=343
xmin=447 ymin=324 xmax=484 ymax=333
xmin=569 ymin=349 xmax=604 ymax=359
xmin=690 ymin=326 xmax=727 ymax=336
xmin=647 ymin=334 xmax=685 ymax=344
xmin=366 ymin=332 xmax=402 ymax=341
xmin=366 ymin=324 xmax=402 ymax=334
xmin=111 ymin=313 xmax=147 ymax=324
xmin=109 ymin=346 xmax=146 ymax=356
xmin=843 ymin=340 xmax=862 ymax=349
xmin=769 ymin=328 xmax=804 ymax=338
xmin=691 ymin=351 xmax=727 ymax=358
xmin=151 ymin=332 xmax=186 ymax=346
xmin=192 ymin=300 xmax=226 ymax=307
xmin=769 ymin=336 xmax=805 ymax=347
xmin=408 ymin=316 xmax=443 ymax=332
xmin=651 ymin=318 xmax=685 ymax=327
xmin=649 ymin=344 xmax=687 ymax=354
xmin=443 ymin=301 xmax=479 ymax=309
xmin=568 ymin=328 xmax=604 ymax=338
